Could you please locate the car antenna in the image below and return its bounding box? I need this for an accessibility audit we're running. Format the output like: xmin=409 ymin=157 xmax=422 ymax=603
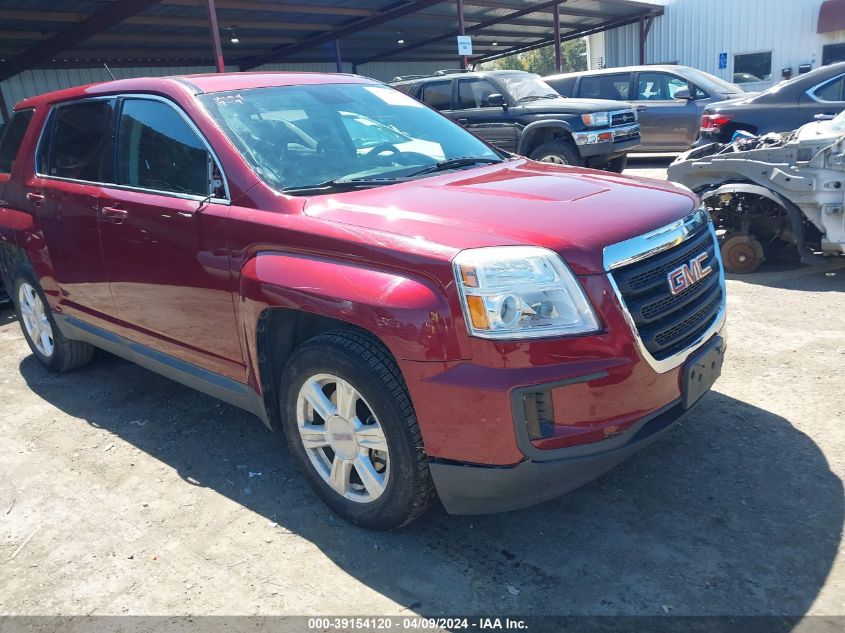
xmin=103 ymin=63 xmax=116 ymax=81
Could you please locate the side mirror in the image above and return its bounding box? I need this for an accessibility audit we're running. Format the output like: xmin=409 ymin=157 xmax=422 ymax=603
xmin=674 ymin=86 xmax=692 ymax=100
xmin=486 ymin=93 xmax=506 ymax=108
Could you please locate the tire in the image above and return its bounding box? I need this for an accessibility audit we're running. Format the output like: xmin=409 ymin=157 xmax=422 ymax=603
xmin=606 ymin=154 xmax=628 ymax=173
xmin=279 ymin=330 xmax=435 ymax=530
xmin=12 ymin=271 xmax=95 ymax=372
xmin=528 ymin=139 xmax=582 ymax=166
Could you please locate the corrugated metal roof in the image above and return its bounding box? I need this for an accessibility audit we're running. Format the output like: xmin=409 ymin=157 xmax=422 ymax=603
xmin=0 ymin=0 xmax=663 ymax=71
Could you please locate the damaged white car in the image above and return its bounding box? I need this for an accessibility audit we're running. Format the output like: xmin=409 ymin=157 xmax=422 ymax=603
xmin=668 ymin=111 xmax=845 ymax=272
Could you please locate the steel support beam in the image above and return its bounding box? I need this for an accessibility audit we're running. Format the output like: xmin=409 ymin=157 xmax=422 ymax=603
xmin=475 ymin=12 xmax=661 ymax=64
xmin=356 ymin=0 xmax=567 ymax=64
xmin=334 ymin=39 xmax=343 ymax=73
xmin=639 ymin=14 xmax=654 ymax=65
xmin=553 ymin=3 xmax=562 ymax=73
xmin=0 ymin=0 xmax=164 ymax=83
xmin=239 ymin=0 xmax=450 ymax=71
xmin=205 ymin=0 xmax=225 ymax=72
xmin=457 ymin=0 xmax=467 ymax=69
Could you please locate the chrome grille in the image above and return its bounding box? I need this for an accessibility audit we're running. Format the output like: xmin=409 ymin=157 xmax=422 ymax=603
xmin=611 ymin=110 xmax=636 ymax=126
xmin=610 ymin=221 xmax=723 ymax=361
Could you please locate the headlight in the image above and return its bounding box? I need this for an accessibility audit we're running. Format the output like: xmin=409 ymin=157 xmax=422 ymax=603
xmin=581 ymin=112 xmax=609 ymax=127
xmin=453 ymin=246 xmax=600 ymax=339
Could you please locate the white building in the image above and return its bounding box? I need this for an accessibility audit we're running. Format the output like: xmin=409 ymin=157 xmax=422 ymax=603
xmin=588 ymin=0 xmax=845 ymax=91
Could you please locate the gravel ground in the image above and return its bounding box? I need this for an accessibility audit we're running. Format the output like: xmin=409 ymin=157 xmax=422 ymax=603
xmin=1 ymin=159 xmax=844 ymax=618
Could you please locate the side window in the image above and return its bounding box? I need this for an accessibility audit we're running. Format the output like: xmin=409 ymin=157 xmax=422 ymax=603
xmin=420 ymin=81 xmax=452 ymax=111
xmin=814 ymin=75 xmax=845 ymax=102
xmin=42 ymin=100 xmax=114 ymax=182
xmin=733 ymin=52 xmax=772 ymax=84
xmin=579 ymin=74 xmax=631 ymax=100
xmin=456 ymin=78 xmax=500 ymax=109
xmin=636 ymin=73 xmax=688 ymax=100
xmin=116 ymin=99 xmax=217 ymax=198
xmin=0 ymin=109 xmax=34 ymax=173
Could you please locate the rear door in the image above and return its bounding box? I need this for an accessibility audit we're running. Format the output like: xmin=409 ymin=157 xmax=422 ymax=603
xmin=633 ymin=71 xmax=699 ymax=150
xmin=447 ymin=77 xmax=518 ymax=152
xmin=26 ymin=98 xmax=117 ymax=326
xmin=96 ymin=95 xmax=244 ymax=380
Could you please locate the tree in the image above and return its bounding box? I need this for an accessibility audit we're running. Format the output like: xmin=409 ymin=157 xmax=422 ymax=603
xmin=485 ymin=38 xmax=587 ymax=75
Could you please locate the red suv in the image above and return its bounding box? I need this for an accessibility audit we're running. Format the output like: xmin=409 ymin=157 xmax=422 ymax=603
xmin=0 ymin=73 xmax=726 ymax=529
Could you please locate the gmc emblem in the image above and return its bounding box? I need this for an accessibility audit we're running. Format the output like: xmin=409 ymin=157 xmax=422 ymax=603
xmin=667 ymin=253 xmax=712 ymax=295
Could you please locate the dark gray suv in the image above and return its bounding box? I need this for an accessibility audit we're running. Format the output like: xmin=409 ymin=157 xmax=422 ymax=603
xmin=545 ymin=65 xmax=747 ymax=152
xmin=391 ymin=70 xmax=639 ymax=171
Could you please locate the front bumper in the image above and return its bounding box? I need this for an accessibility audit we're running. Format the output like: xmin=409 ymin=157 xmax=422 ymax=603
xmin=574 ymin=124 xmax=641 ymax=158
xmin=430 ymin=396 xmax=693 ymax=515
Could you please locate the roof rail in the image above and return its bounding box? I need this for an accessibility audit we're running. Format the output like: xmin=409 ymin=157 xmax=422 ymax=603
xmin=434 ymin=68 xmax=473 ymax=76
xmin=390 ymin=74 xmax=429 ymax=82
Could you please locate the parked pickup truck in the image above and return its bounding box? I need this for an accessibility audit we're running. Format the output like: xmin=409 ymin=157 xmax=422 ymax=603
xmin=0 ymin=73 xmax=726 ymax=529
xmin=391 ymin=70 xmax=640 ymax=172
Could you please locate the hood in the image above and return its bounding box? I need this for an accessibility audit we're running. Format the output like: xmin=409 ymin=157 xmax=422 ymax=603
xmin=304 ymin=159 xmax=698 ymax=275
xmin=521 ymin=97 xmax=632 ymax=114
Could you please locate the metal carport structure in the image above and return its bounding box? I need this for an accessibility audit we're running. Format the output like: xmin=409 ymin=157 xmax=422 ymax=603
xmin=0 ymin=0 xmax=663 ymax=121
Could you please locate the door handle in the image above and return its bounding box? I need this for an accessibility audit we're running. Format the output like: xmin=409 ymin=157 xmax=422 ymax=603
xmin=457 ymin=118 xmax=469 ymax=124
xmin=635 ymin=105 xmax=647 ymax=111
xmin=26 ymin=192 xmax=44 ymax=206
xmin=101 ymin=205 xmax=128 ymax=223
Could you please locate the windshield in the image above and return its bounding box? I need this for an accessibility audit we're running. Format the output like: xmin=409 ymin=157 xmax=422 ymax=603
xmin=199 ymin=83 xmax=501 ymax=193
xmin=495 ymin=72 xmax=559 ymax=102
xmin=683 ymin=68 xmax=744 ymax=95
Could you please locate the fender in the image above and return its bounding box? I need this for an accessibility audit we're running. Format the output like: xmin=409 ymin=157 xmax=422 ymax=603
xmin=517 ymin=120 xmax=576 ymax=156
xmin=238 ymin=251 xmax=467 ymax=365
xmin=0 ymin=207 xmax=56 ymax=294
xmin=697 ymin=182 xmax=824 ymax=266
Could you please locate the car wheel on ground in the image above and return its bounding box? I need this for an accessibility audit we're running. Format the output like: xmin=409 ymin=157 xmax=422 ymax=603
xmin=12 ymin=272 xmax=95 ymax=372
xmin=606 ymin=155 xmax=628 ymax=173
xmin=279 ymin=330 xmax=435 ymax=530
xmin=529 ymin=140 xmax=582 ymax=166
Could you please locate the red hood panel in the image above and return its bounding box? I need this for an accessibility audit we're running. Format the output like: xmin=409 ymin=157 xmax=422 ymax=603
xmin=304 ymin=159 xmax=698 ymax=275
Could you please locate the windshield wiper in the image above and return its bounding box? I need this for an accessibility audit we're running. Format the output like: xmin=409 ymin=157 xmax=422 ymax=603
xmin=518 ymin=94 xmax=559 ymax=102
xmin=281 ymin=177 xmax=403 ymax=196
xmin=407 ymin=157 xmax=502 ymax=177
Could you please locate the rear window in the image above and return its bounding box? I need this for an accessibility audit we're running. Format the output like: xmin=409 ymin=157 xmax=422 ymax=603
xmin=40 ymin=100 xmax=114 ymax=182
xmin=0 ymin=109 xmax=34 ymax=174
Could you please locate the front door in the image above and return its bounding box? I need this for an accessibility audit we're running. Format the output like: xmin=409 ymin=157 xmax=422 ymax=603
xmin=633 ymin=71 xmax=700 ymax=151
xmin=447 ymin=77 xmax=519 ymax=152
xmin=26 ymin=98 xmax=116 ymax=327
xmin=96 ymin=96 xmax=245 ymax=381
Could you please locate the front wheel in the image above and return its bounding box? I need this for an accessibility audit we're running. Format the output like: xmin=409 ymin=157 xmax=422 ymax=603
xmin=606 ymin=154 xmax=628 ymax=173
xmin=279 ymin=330 xmax=435 ymax=530
xmin=13 ymin=272 xmax=94 ymax=372
xmin=529 ymin=139 xmax=582 ymax=166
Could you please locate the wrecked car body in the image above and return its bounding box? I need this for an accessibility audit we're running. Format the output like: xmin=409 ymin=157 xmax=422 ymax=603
xmin=668 ymin=112 xmax=845 ymax=272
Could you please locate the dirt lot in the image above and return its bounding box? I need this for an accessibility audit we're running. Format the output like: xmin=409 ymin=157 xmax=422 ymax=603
xmin=1 ymin=159 xmax=844 ymax=618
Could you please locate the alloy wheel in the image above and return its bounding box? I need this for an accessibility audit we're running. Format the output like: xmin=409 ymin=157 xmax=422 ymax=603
xmin=295 ymin=373 xmax=389 ymax=503
xmin=18 ymin=282 xmax=54 ymax=357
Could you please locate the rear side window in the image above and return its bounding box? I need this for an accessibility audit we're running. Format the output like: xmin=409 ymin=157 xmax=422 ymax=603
xmin=0 ymin=109 xmax=34 ymax=173
xmin=116 ymin=99 xmax=214 ymax=197
xmin=814 ymin=75 xmax=845 ymax=102
xmin=546 ymin=76 xmax=576 ymax=97
xmin=420 ymin=80 xmax=452 ymax=110
xmin=41 ymin=100 xmax=114 ymax=182
xmin=579 ymin=73 xmax=631 ymax=100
